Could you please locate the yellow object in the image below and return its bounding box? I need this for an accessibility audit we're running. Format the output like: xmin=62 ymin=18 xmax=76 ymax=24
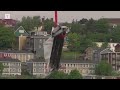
xmin=19 ymin=35 xmax=27 ymax=50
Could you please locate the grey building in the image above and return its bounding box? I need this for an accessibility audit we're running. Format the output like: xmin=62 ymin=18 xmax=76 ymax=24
xmin=0 ymin=58 xmax=21 ymax=76
xmin=25 ymin=31 xmax=50 ymax=58
xmin=26 ymin=58 xmax=48 ymax=77
xmin=85 ymin=47 xmax=105 ymax=61
xmin=59 ymin=60 xmax=98 ymax=76
xmin=100 ymin=48 xmax=120 ymax=71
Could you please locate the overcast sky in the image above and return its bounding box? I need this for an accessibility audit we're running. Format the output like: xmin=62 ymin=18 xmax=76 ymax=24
xmin=0 ymin=11 xmax=120 ymax=22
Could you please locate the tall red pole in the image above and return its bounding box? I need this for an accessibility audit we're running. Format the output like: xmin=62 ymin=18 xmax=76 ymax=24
xmin=54 ymin=11 xmax=58 ymax=27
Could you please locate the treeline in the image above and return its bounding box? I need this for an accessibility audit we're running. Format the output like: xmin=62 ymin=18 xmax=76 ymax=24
xmin=2 ymin=16 xmax=120 ymax=51
xmin=15 ymin=16 xmax=120 ymax=43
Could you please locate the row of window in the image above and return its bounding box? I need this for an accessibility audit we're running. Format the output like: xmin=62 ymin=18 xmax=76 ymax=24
xmin=33 ymin=68 xmax=44 ymax=72
xmin=33 ymin=63 xmax=45 ymax=66
xmin=64 ymin=69 xmax=94 ymax=74
xmin=3 ymin=68 xmax=21 ymax=72
xmin=3 ymin=63 xmax=21 ymax=66
xmin=62 ymin=64 xmax=95 ymax=68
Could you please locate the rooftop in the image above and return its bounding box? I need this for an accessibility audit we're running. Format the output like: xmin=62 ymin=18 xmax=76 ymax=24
xmin=27 ymin=58 xmax=46 ymax=62
xmin=60 ymin=60 xmax=98 ymax=64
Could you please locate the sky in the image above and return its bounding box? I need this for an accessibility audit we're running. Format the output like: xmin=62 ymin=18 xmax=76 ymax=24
xmin=0 ymin=11 xmax=120 ymax=23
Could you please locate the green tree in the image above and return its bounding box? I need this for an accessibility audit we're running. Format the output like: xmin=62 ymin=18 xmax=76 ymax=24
xmin=95 ymin=60 xmax=113 ymax=76
xmin=95 ymin=18 xmax=110 ymax=33
xmin=67 ymin=32 xmax=80 ymax=51
xmin=15 ymin=16 xmax=42 ymax=31
xmin=0 ymin=62 xmax=4 ymax=76
xmin=86 ymin=18 xmax=96 ymax=33
xmin=79 ymin=36 xmax=95 ymax=53
xmin=78 ymin=18 xmax=88 ymax=24
xmin=32 ymin=16 xmax=42 ymax=29
xmin=44 ymin=18 xmax=54 ymax=34
xmin=46 ymin=71 xmax=68 ymax=79
xmin=68 ymin=69 xmax=83 ymax=79
xmin=0 ymin=26 xmax=16 ymax=49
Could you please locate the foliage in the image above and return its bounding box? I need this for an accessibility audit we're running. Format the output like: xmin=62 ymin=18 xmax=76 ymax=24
xmin=0 ymin=63 xmax=4 ymax=75
xmin=0 ymin=26 xmax=16 ymax=49
xmin=44 ymin=18 xmax=54 ymax=34
xmin=95 ymin=60 xmax=113 ymax=76
xmin=68 ymin=69 xmax=83 ymax=79
xmin=67 ymin=32 xmax=80 ymax=51
xmin=47 ymin=71 xmax=68 ymax=79
xmin=15 ymin=16 xmax=41 ymax=31
xmin=61 ymin=51 xmax=80 ymax=60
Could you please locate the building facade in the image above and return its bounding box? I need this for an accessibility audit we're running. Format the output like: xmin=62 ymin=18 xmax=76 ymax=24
xmin=59 ymin=60 xmax=97 ymax=76
xmin=85 ymin=47 xmax=105 ymax=61
xmin=27 ymin=59 xmax=48 ymax=77
xmin=0 ymin=50 xmax=34 ymax=62
xmin=0 ymin=19 xmax=17 ymax=27
xmin=0 ymin=58 xmax=21 ymax=76
xmin=25 ymin=31 xmax=50 ymax=58
xmin=100 ymin=48 xmax=120 ymax=71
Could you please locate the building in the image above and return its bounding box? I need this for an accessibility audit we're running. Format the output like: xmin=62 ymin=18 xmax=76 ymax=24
xmin=85 ymin=47 xmax=94 ymax=60
xmin=14 ymin=26 xmax=29 ymax=50
xmin=0 ymin=57 xmax=21 ymax=76
xmin=0 ymin=50 xmax=34 ymax=62
xmin=14 ymin=26 xmax=29 ymax=37
xmin=0 ymin=19 xmax=17 ymax=28
xmin=18 ymin=35 xmax=28 ymax=50
xmin=59 ymin=60 xmax=98 ymax=76
xmin=85 ymin=47 xmax=105 ymax=61
xmin=26 ymin=58 xmax=48 ymax=77
xmin=115 ymin=44 xmax=120 ymax=52
xmin=25 ymin=31 xmax=50 ymax=58
xmin=94 ymin=42 xmax=118 ymax=52
xmin=104 ymin=18 xmax=120 ymax=27
xmin=100 ymin=48 xmax=120 ymax=71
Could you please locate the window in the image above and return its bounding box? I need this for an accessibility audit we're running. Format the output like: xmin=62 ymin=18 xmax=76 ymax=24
xmin=12 ymin=68 xmax=15 ymax=72
xmin=33 ymin=68 xmax=36 ymax=72
xmin=10 ymin=69 xmax=12 ymax=72
xmin=74 ymin=64 xmax=75 ymax=67
xmin=64 ymin=64 xmax=66 ymax=67
xmin=87 ymin=64 xmax=89 ymax=68
xmin=86 ymin=64 xmax=88 ymax=67
xmin=18 ymin=69 xmax=21 ymax=72
xmin=65 ymin=70 xmax=66 ymax=73
xmin=19 ymin=63 xmax=21 ymax=66
xmin=34 ymin=63 xmax=36 ymax=66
